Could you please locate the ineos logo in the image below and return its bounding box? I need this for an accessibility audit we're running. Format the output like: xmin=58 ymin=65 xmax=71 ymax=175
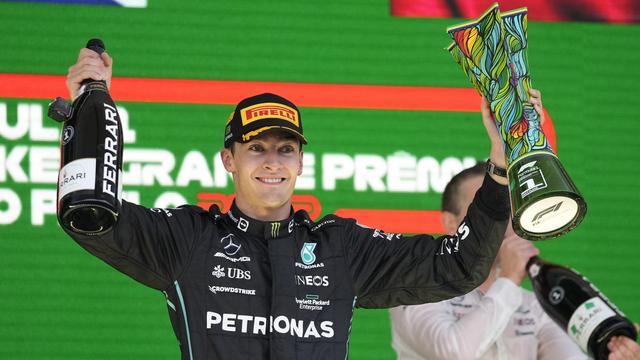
xmin=295 ymin=275 xmax=329 ymax=287
xmin=220 ymin=234 xmax=241 ymax=256
xmin=549 ymin=286 xmax=565 ymax=305
xmin=62 ymin=126 xmax=74 ymax=145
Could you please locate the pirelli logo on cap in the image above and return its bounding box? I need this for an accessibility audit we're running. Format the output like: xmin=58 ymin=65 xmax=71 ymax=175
xmin=240 ymin=102 xmax=299 ymax=127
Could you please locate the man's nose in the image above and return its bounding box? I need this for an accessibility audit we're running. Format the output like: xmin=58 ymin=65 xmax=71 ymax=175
xmin=263 ymin=149 xmax=282 ymax=170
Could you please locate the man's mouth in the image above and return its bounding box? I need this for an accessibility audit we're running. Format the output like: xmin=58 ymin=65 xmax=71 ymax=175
xmin=256 ymin=177 xmax=286 ymax=184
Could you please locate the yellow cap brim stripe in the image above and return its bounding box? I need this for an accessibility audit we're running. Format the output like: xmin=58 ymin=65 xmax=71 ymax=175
xmin=241 ymin=126 xmax=308 ymax=143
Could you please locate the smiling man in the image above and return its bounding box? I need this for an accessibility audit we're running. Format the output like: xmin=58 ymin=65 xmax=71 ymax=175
xmin=220 ymin=93 xmax=306 ymax=221
xmin=61 ymin=47 xmax=513 ymax=359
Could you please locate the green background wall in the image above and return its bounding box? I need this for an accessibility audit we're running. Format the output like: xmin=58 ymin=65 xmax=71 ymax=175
xmin=1 ymin=0 xmax=639 ymax=358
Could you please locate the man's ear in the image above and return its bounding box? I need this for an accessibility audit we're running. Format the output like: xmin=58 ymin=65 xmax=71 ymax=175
xmin=220 ymin=148 xmax=235 ymax=173
xmin=441 ymin=211 xmax=460 ymax=235
xmin=297 ymin=151 xmax=304 ymax=176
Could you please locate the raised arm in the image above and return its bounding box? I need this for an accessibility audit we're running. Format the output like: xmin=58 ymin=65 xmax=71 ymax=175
xmin=59 ymin=47 xmax=205 ymax=291
xmin=343 ymin=172 xmax=509 ymax=308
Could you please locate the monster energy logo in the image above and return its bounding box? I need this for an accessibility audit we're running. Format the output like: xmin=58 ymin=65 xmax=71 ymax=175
xmin=271 ymin=222 xmax=280 ymax=237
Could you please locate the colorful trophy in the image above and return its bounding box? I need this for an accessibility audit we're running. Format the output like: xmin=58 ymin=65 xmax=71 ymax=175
xmin=447 ymin=4 xmax=586 ymax=240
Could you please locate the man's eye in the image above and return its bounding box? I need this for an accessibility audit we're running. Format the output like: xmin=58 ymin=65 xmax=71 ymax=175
xmin=249 ymin=144 xmax=263 ymax=152
xmin=280 ymin=145 xmax=295 ymax=153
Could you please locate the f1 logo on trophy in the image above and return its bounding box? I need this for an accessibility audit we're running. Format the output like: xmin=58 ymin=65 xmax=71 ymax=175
xmin=446 ymin=3 xmax=587 ymax=240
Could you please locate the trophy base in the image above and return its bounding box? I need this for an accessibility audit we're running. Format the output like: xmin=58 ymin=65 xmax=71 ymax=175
xmin=509 ymin=152 xmax=587 ymax=240
xmin=518 ymin=195 xmax=579 ymax=235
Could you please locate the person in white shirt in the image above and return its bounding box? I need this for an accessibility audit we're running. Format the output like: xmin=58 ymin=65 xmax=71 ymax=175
xmin=389 ymin=159 xmax=640 ymax=360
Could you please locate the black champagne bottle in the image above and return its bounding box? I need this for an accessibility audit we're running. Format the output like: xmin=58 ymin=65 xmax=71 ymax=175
xmin=52 ymin=39 xmax=123 ymax=235
xmin=527 ymin=256 xmax=637 ymax=359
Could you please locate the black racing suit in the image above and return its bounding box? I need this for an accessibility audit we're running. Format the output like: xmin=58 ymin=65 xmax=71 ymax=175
xmin=64 ymin=174 xmax=509 ymax=359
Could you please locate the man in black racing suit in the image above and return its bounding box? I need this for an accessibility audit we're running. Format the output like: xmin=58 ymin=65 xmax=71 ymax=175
xmin=62 ymin=47 xmax=511 ymax=359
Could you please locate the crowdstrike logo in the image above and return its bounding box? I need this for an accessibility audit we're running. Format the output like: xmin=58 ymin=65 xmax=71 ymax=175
xmin=206 ymin=311 xmax=334 ymax=339
xmin=208 ymin=285 xmax=256 ymax=296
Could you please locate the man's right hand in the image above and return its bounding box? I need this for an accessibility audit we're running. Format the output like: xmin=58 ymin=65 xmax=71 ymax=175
xmin=497 ymin=229 xmax=539 ymax=286
xmin=66 ymin=48 xmax=113 ymax=100
xmin=608 ymin=336 xmax=640 ymax=360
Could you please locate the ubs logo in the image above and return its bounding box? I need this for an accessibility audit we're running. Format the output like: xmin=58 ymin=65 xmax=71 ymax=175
xmin=211 ymin=265 xmax=251 ymax=280
xmin=221 ymin=234 xmax=241 ymax=256
xmin=228 ymin=268 xmax=251 ymax=280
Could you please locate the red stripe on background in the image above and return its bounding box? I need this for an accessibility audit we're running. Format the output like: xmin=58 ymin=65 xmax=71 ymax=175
xmin=0 ymin=73 xmax=556 ymax=149
xmin=0 ymin=73 xmax=479 ymax=111
xmin=334 ymin=209 xmax=444 ymax=234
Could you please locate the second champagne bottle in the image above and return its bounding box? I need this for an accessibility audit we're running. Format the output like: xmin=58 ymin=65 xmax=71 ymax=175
xmin=527 ymin=256 xmax=637 ymax=360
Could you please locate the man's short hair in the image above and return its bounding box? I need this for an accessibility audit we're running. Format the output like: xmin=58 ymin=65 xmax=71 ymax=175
xmin=228 ymin=130 xmax=302 ymax=155
xmin=441 ymin=162 xmax=486 ymax=215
